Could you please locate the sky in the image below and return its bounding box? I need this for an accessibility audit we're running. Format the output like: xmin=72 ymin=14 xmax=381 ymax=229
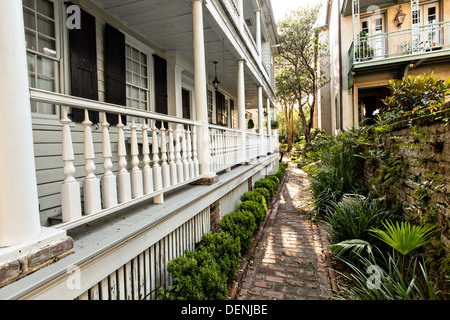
xmin=272 ymin=0 xmax=326 ymax=23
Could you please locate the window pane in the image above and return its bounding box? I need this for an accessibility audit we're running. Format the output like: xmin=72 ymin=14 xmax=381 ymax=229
xmin=25 ymin=30 xmax=37 ymax=50
xmin=36 ymin=0 xmax=54 ymax=19
xmin=38 ymin=35 xmax=56 ymax=56
xmin=23 ymin=8 xmax=36 ymax=30
xmin=37 ymin=15 xmax=55 ymax=38
xmin=37 ymin=57 xmax=55 ymax=78
xmin=23 ymin=0 xmax=35 ymax=10
xmin=27 ymin=53 xmax=35 ymax=73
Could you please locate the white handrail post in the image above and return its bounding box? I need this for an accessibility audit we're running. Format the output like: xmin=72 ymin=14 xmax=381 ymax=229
xmin=152 ymin=121 xmax=163 ymax=204
xmin=101 ymin=111 xmax=118 ymax=209
xmin=130 ymin=116 xmax=143 ymax=198
xmin=160 ymin=126 xmax=171 ymax=188
xmin=142 ymin=119 xmax=154 ymax=194
xmin=83 ymin=109 xmax=102 ymax=214
xmin=237 ymin=58 xmax=248 ymax=164
xmin=61 ymin=106 xmax=82 ymax=221
xmin=168 ymin=126 xmax=178 ymax=185
xmin=117 ymin=114 xmax=132 ymax=203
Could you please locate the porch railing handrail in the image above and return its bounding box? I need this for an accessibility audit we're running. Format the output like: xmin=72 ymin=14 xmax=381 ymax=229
xmin=350 ymin=20 xmax=450 ymax=66
xmin=29 ymin=88 xmax=202 ymax=127
xmin=30 ymin=88 xmax=202 ymax=229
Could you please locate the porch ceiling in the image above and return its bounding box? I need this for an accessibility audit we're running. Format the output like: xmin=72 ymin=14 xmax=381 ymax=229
xmin=342 ymin=0 xmax=410 ymax=16
xmin=94 ymin=0 xmax=261 ymax=107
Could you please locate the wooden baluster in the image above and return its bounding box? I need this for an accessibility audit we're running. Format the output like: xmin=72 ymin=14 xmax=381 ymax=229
xmin=60 ymin=105 xmax=82 ymax=222
xmin=192 ymin=126 xmax=199 ymax=177
xmin=101 ymin=112 xmax=118 ymax=208
xmin=152 ymin=121 xmax=163 ymax=204
xmin=83 ymin=109 xmax=102 ymax=214
xmin=130 ymin=116 xmax=143 ymax=198
xmin=209 ymin=128 xmax=215 ymax=173
xmin=186 ymin=126 xmax=194 ymax=179
xmin=175 ymin=126 xmax=184 ymax=182
xmin=160 ymin=126 xmax=170 ymax=188
xmin=181 ymin=127 xmax=189 ymax=181
xmin=168 ymin=126 xmax=178 ymax=185
xmin=219 ymin=130 xmax=224 ymax=170
xmin=142 ymin=119 xmax=153 ymax=194
xmin=117 ymin=114 xmax=132 ymax=203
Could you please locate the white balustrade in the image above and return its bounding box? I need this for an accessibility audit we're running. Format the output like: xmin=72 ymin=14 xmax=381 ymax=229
xmin=29 ymin=89 xmax=203 ymax=228
xmin=208 ymin=125 xmax=243 ymax=173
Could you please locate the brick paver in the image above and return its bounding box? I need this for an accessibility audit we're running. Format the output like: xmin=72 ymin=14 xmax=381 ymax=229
xmin=237 ymin=164 xmax=333 ymax=300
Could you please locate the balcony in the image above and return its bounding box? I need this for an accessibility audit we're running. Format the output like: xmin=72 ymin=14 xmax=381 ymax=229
xmin=349 ymin=21 xmax=450 ymax=70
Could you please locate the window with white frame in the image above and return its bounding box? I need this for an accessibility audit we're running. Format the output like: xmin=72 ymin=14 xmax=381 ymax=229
xmin=126 ymin=44 xmax=150 ymax=111
xmin=23 ymin=0 xmax=60 ymax=115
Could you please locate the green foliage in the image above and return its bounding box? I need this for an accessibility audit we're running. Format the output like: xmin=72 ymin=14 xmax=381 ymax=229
xmin=160 ymin=249 xmax=228 ymax=300
xmin=356 ymin=30 xmax=374 ymax=60
xmin=381 ymin=72 xmax=450 ymax=116
xmin=254 ymin=178 xmax=277 ymax=198
xmin=370 ymin=220 xmax=436 ymax=256
xmin=247 ymin=119 xmax=255 ymax=129
xmin=324 ymin=195 xmax=390 ymax=247
xmin=334 ymin=247 xmax=440 ymax=300
xmin=240 ymin=191 xmax=267 ymax=212
xmin=219 ymin=210 xmax=257 ymax=253
xmin=237 ymin=200 xmax=266 ymax=228
xmin=254 ymin=187 xmax=270 ymax=207
xmin=197 ymin=232 xmax=241 ymax=283
xmin=267 ymin=175 xmax=280 ymax=188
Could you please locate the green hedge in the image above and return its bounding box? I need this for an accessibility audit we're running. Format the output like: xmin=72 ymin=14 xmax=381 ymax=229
xmin=159 ymin=161 xmax=287 ymax=300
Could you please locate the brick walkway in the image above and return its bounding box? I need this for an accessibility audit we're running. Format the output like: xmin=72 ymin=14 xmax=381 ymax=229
xmin=237 ymin=164 xmax=333 ymax=300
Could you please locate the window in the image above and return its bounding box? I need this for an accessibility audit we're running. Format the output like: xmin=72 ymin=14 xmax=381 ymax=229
xmin=23 ymin=0 xmax=59 ymax=115
xmin=126 ymin=44 xmax=149 ymax=111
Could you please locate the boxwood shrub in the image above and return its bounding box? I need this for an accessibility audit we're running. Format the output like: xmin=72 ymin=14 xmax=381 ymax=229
xmin=237 ymin=200 xmax=266 ymax=228
xmin=219 ymin=209 xmax=257 ymax=253
xmin=254 ymin=178 xmax=277 ymax=198
xmin=253 ymin=187 xmax=270 ymax=207
xmin=240 ymin=190 xmax=267 ymax=211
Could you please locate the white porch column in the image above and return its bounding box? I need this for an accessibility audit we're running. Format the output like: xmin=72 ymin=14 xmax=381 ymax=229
xmin=237 ymin=58 xmax=248 ymax=163
xmin=166 ymin=52 xmax=184 ymax=118
xmin=257 ymin=86 xmax=264 ymax=156
xmin=192 ymin=0 xmax=214 ymax=178
xmin=255 ymin=9 xmax=262 ymax=61
xmin=0 ymin=1 xmax=41 ymax=246
xmin=266 ymin=97 xmax=272 ymax=153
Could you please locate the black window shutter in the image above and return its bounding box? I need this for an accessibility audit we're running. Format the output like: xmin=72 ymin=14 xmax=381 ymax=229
xmin=153 ymin=54 xmax=168 ymax=128
xmin=68 ymin=7 xmax=99 ymax=123
xmin=104 ymin=23 xmax=126 ymax=126
xmin=216 ymin=91 xmax=225 ymax=125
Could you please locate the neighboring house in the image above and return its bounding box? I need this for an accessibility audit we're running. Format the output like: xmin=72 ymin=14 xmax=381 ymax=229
xmin=0 ymin=0 xmax=279 ymax=299
xmin=317 ymin=0 xmax=450 ymax=134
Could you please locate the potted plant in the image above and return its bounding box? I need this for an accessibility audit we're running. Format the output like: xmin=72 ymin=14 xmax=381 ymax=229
xmin=247 ymin=119 xmax=254 ymax=129
xmin=356 ymin=30 xmax=374 ymax=61
xmin=271 ymin=120 xmax=279 ymax=129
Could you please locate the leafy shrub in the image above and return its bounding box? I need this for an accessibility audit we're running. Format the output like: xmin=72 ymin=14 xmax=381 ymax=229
xmin=325 ymin=195 xmax=390 ymax=247
xmin=254 ymin=178 xmax=277 ymax=198
xmin=267 ymin=175 xmax=280 ymax=188
xmin=240 ymin=191 xmax=267 ymax=212
xmin=160 ymin=249 xmax=228 ymax=300
xmin=381 ymin=72 xmax=450 ymax=115
xmin=237 ymin=200 xmax=266 ymax=228
xmin=253 ymin=187 xmax=270 ymax=206
xmin=197 ymin=232 xmax=241 ymax=283
xmin=219 ymin=210 xmax=257 ymax=253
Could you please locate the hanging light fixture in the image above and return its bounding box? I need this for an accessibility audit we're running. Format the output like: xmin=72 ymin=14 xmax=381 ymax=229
xmin=212 ymin=61 xmax=220 ymax=91
xmin=395 ymin=6 xmax=406 ymax=28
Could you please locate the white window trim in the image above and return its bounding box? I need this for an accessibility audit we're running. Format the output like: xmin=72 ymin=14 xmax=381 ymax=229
xmin=26 ymin=0 xmax=64 ymax=122
xmin=125 ymin=35 xmax=155 ymax=113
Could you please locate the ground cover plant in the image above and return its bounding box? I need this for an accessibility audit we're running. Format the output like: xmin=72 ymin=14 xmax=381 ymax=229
xmin=306 ymin=73 xmax=450 ymax=299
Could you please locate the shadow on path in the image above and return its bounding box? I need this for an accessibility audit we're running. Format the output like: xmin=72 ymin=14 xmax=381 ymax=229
xmin=237 ymin=164 xmax=333 ymax=300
